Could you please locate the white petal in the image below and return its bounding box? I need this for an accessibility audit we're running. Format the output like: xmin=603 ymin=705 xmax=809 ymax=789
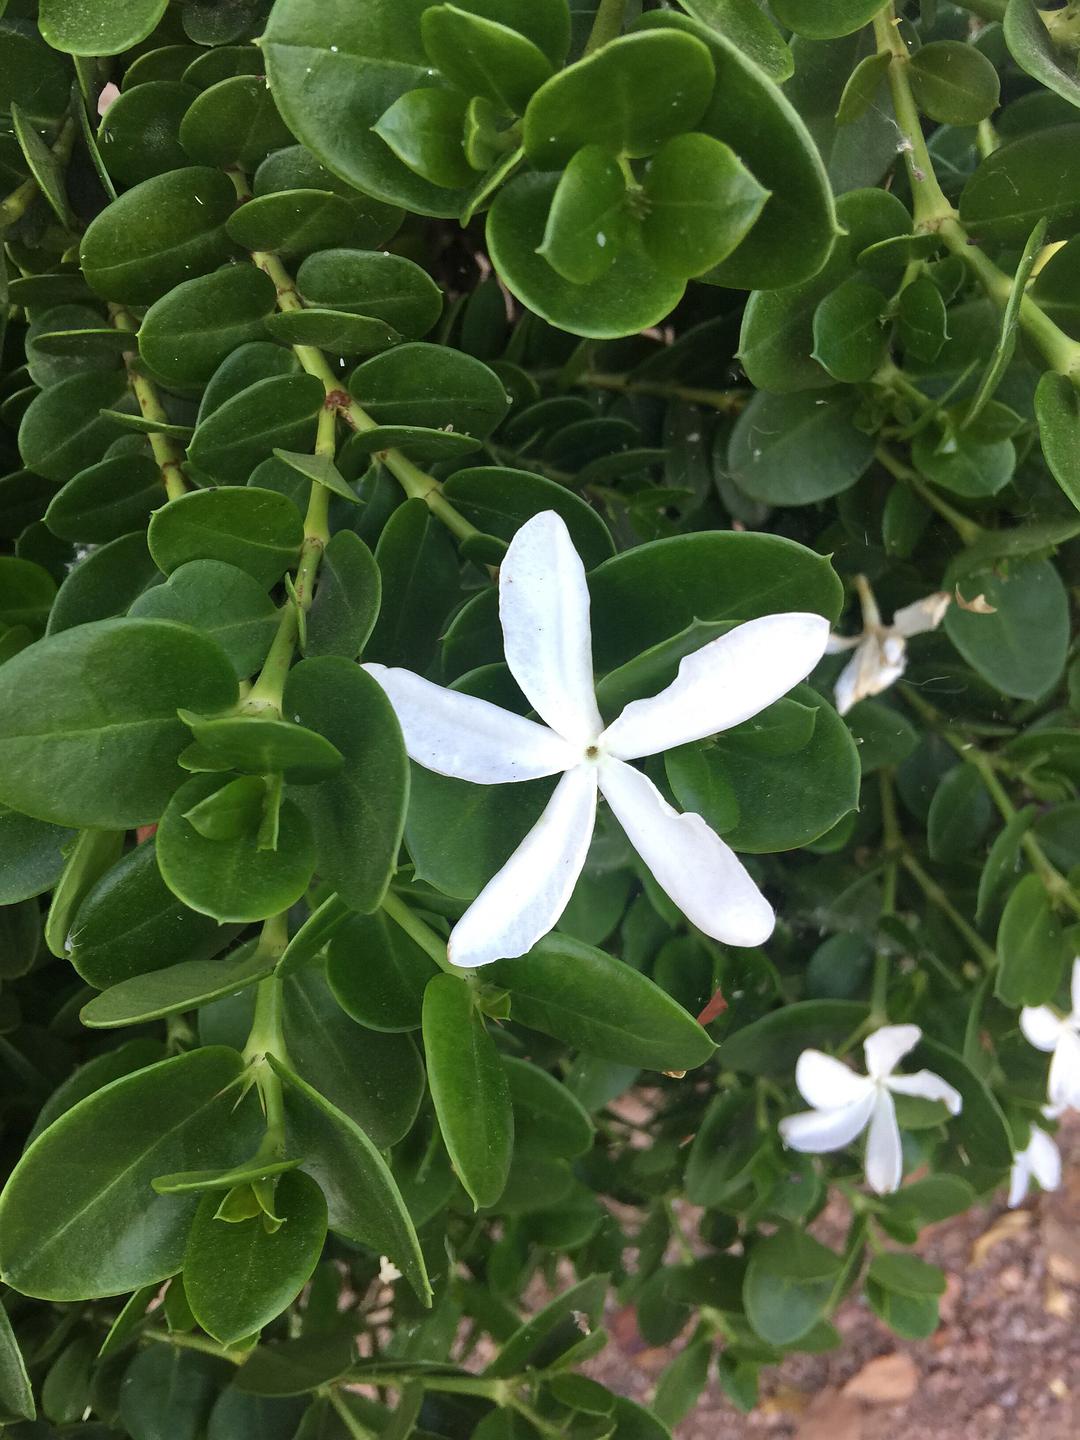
xmin=891 ymin=592 xmax=951 ymax=638
xmin=598 ymin=757 xmax=773 ymax=946
xmin=498 ymin=511 xmax=603 ymax=746
xmin=794 ymin=1050 xmax=875 ymax=1111
xmin=864 ymin=1090 xmax=904 ymax=1195
xmin=825 ymin=632 xmax=863 ymax=655
xmin=778 ymin=1092 xmax=876 ymax=1154
xmin=1007 ymin=1154 xmax=1031 ymax=1208
xmin=364 ymin=665 xmax=576 ymax=783
xmin=1027 ymin=1127 xmax=1062 ymax=1193
xmin=863 ymin=1023 xmax=921 ymax=1080
xmin=833 ymin=643 xmax=872 ymax=717
xmin=1070 ymin=955 xmax=1080 ymax=1018
xmin=887 ymin=1070 xmax=962 ymax=1116
xmin=1020 ymin=1005 xmax=1066 ymax=1054
xmin=600 ymin=612 xmax=831 ymax=760
xmin=447 ymin=764 xmax=597 ymax=968
xmin=1047 ymin=1027 xmax=1080 ymax=1109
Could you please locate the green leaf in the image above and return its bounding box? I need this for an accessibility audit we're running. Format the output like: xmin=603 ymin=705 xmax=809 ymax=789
xmin=653 ymin=1339 xmax=712 ymax=1428
xmin=119 ymin=1346 xmax=229 ymax=1440
xmin=0 ymin=1047 xmax=259 ymax=1299
xmin=667 ymin=685 xmax=860 ymax=853
xmin=0 ymin=1302 xmax=35 ymax=1423
xmin=867 ymin=1252 xmax=946 ymax=1298
xmin=283 ymin=965 xmax=424 ymax=1149
xmin=231 ymin=1332 xmax=357 ymax=1397
xmin=441 ymin=466 xmax=614 ymax=568
xmin=536 ymin=145 xmax=629 ymax=286
xmin=81 ymin=939 xmax=276 ymax=1029
xmin=811 ymin=278 xmax=887 ymax=382
xmin=349 ymin=343 xmax=509 ymax=437
xmin=11 ymin=101 xmax=73 ymax=227
xmin=423 ymin=972 xmax=514 ymax=1209
xmin=769 ymin=0 xmax=883 ymax=39
xmin=188 ymin=374 xmax=325 ymax=487
xmin=373 ymin=85 xmax=476 ymax=190
xmin=976 ymin=804 xmax=1036 ymax=927
xmin=484 ymin=1273 xmax=607 ymax=1378
xmin=19 ymin=370 xmax=130 ymax=483
xmin=283 ymin=656 xmax=409 ymax=913
xmin=678 ymin=0 xmax=793 ymax=82
xmin=178 ymin=711 xmax=344 ymax=785
xmin=327 ymin=910 xmax=438 ymax=1032
xmin=272 ymin=1055 xmax=432 ymax=1304
xmin=1005 ymin=0 xmax=1080 ymax=113
xmin=306 ymin=530 xmax=381 ymax=660
xmin=1035 ymin=371 xmax=1080 ymax=513
xmin=367 ymin=497 xmax=461 ymax=672
xmin=523 ymin=30 xmax=715 ymax=168
xmin=927 ymin=765 xmax=992 ymax=862
xmin=911 ymin=1037 xmax=1012 ymax=1175
xmin=959 ymin=125 xmax=1080 ymax=244
xmin=96 ymin=80 xmax=196 ymax=187
xmin=641 ymin=132 xmax=769 ymax=279
xmin=157 ymin=774 xmax=317 ymax=923
xmin=487 ymin=170 xmax=686 ymax=339
xmin=47 ymin=529 xmax=161 ymax=635
xmin=640 ymin=11 xmax=838 ymax=292
xmin=184 ymin=1170 xmax=328 ymax=1345
xmin=80 ymin=167 xmax=238 ymax=304
xmin=898 ymin=273 xmax=949 ymax=363
xmin=836 ymin=51 xmax=892 ymax=124
xmin=0 ymin=618 xmax=238 ymax=828
xmin=297 ymin=248 xmax=442 ymax=338
xmin=0 ymin=556 xmax=55 ymax=631
xmin=728 ymin=389 xmax=875 ymax=505
xmin=489 ymin=935 xmax=716 ymax=1072
xmin=717 ymin=1001 xmax=870 ymax=1075
xmin=130 ymin=560 xmax=279 ymax=681
xmin=179 ymin=75 xmax=294 ymax=170
xmin=504 ymin=1055 xmax=595 ymax=1160
xmin=865 ymin=1279 xmax=939 ymax=1339
xmin=744 ymin=1229 xmax=841 ymax=1346
xmin=0 ymin=19 xmax=72 ymax=120
xmin=0 ymin=806 xmax=74 ymax=905
xmin=996 ymin=873 xmax=1066 ymax=1008
xmin=909 ymin=41 xmax=1001 ymax=125
xmin=148 ymin=486 xmax=305 ymax=587
xmin=422 ymin=5 xmax=553 ymax=114
xmin=39 ymin=0 xmax=168 ymax=54
xmin=45 ymin=452 xmax=162 ymax=544
xmin=139 ymin=264 xmax=278 ymax=388
xmin=265 ymin=308 xmax=401 ymax=355
xmin=944 ymin=559 xmax=1069 ymax=700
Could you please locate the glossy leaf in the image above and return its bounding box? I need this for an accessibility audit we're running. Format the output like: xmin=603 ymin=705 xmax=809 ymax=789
xmin=995 ymin=873 xmax=1065 ymax=1008
xmin=81 ymin=939 xmax=275 ymax=1028
xmin=327 ymin=909 xmax=438 ymax=1032
xmin=39 ymin=0 xmax=168 ymax=54
xmin=148 ymin=487 xmax=305 ymax=586
xmin=139 ymin=265 xmax=278 ymax=388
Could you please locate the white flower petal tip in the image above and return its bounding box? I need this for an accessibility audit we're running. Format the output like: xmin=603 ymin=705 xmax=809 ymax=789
xmin=779 ymin=1023 xmax=960 ymax=1195
xmin=601 ymin=611 xmax=831 ymax=760
xmin=498 ymin=509 xmax=602 ymax=746
xmin=1019 ymin=1004 xmax=1066 ymax=1053
xmin=598 ymin=757 xmax=774 ymax=948
xmin=1020 ymin=968 xmax=1080 ymax=1110
xmin=363 ymin=664 xmax=577 ymax=784
xmin=891 ymin=591 xmax=951 ymax=638
xmin=1008 ymin=1126 xmax=1062 ymax=1208
xmin=446 ymin=765 xmax=598 ymax=969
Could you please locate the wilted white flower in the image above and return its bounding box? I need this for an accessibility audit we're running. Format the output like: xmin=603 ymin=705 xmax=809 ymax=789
xmin=827 ymin=575 xmax=950 ymax=716
xmin=1008 ymin=1109 xmax=1064 ymax=1208
xmin=366 ymin=511 xmax=829 ymax=967
xmin=778 ymin=1024 xmax=962 ymax=1195
xmin=378 ymin=1255 xmax=402 ymax=1284
xmin=1020 ymin=958 xmax=1080 ymax=1109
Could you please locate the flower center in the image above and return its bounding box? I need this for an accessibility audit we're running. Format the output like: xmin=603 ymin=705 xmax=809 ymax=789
xmin=585 ymin=744 xmax=600 ymax=761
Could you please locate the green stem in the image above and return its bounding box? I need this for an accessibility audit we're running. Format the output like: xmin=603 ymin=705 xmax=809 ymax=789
xmin=110 ymin=307 xmax=188 ymax=501
xmin=872 ymin=772 xmax=902 ymax=1024
xmin=875 ymin=445 xmax=982 ymax=545
xmin=872 ymin=8 xmax=955 ymax=229
xmin=901 ymin=852 xmax=998 ymax=971
xmin=142 ymin=1329 xmax=244 ymax=1364
xmin=243 ymin=919 xmax=291 ymax=1156
xmin=583 ymin=0 xmax=627 ymax=55
xmin=381 ymin=890 xmax=459 ymax=977
xmin=580 ymin=372 xmax=748 ymax=411
xmin=327 ymin=1391 xmax=379 ymax=1440
xmin=246 ymin=242 xmax=481 ymax=544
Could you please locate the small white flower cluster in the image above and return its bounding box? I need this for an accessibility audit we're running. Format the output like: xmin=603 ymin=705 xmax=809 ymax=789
xmin=779 ymin=1024 xmax=961 ymax=1195
xmin=1008 ymin=957 xmax=1080 ymax=1207
xmin=827 ymin=575 xmax=950 ymax=716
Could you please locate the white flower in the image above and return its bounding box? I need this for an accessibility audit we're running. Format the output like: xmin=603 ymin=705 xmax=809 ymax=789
xmin=778 ymin=1024 xmax=962 ymax=1195
xmin=827 ymin=575 xmax=950 ymax=716
xmin=1008 ymin=1108 xmax=1064 ymax=1208
xmin=365 ymin=511 xmax=829 ymax=968
xmin=378 ymin=1255 xmax=402 ymax=1284
xmin=1020 ymin=958 xmax=1080 ymax=1109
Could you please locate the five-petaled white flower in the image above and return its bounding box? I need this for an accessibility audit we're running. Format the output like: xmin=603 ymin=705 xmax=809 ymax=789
xmin=827 ymin=575 xmax=950 ymax=716
xmin=1008 ymin=1108 xmax=1063 ymax=1208
xmin=365 ymin=510 xmax=830 ymax=968
xmin=778 ymin=1024 xmax=962 ymax=1195
xmin=1020 ymin=958 xmax=1080 ymax=1109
